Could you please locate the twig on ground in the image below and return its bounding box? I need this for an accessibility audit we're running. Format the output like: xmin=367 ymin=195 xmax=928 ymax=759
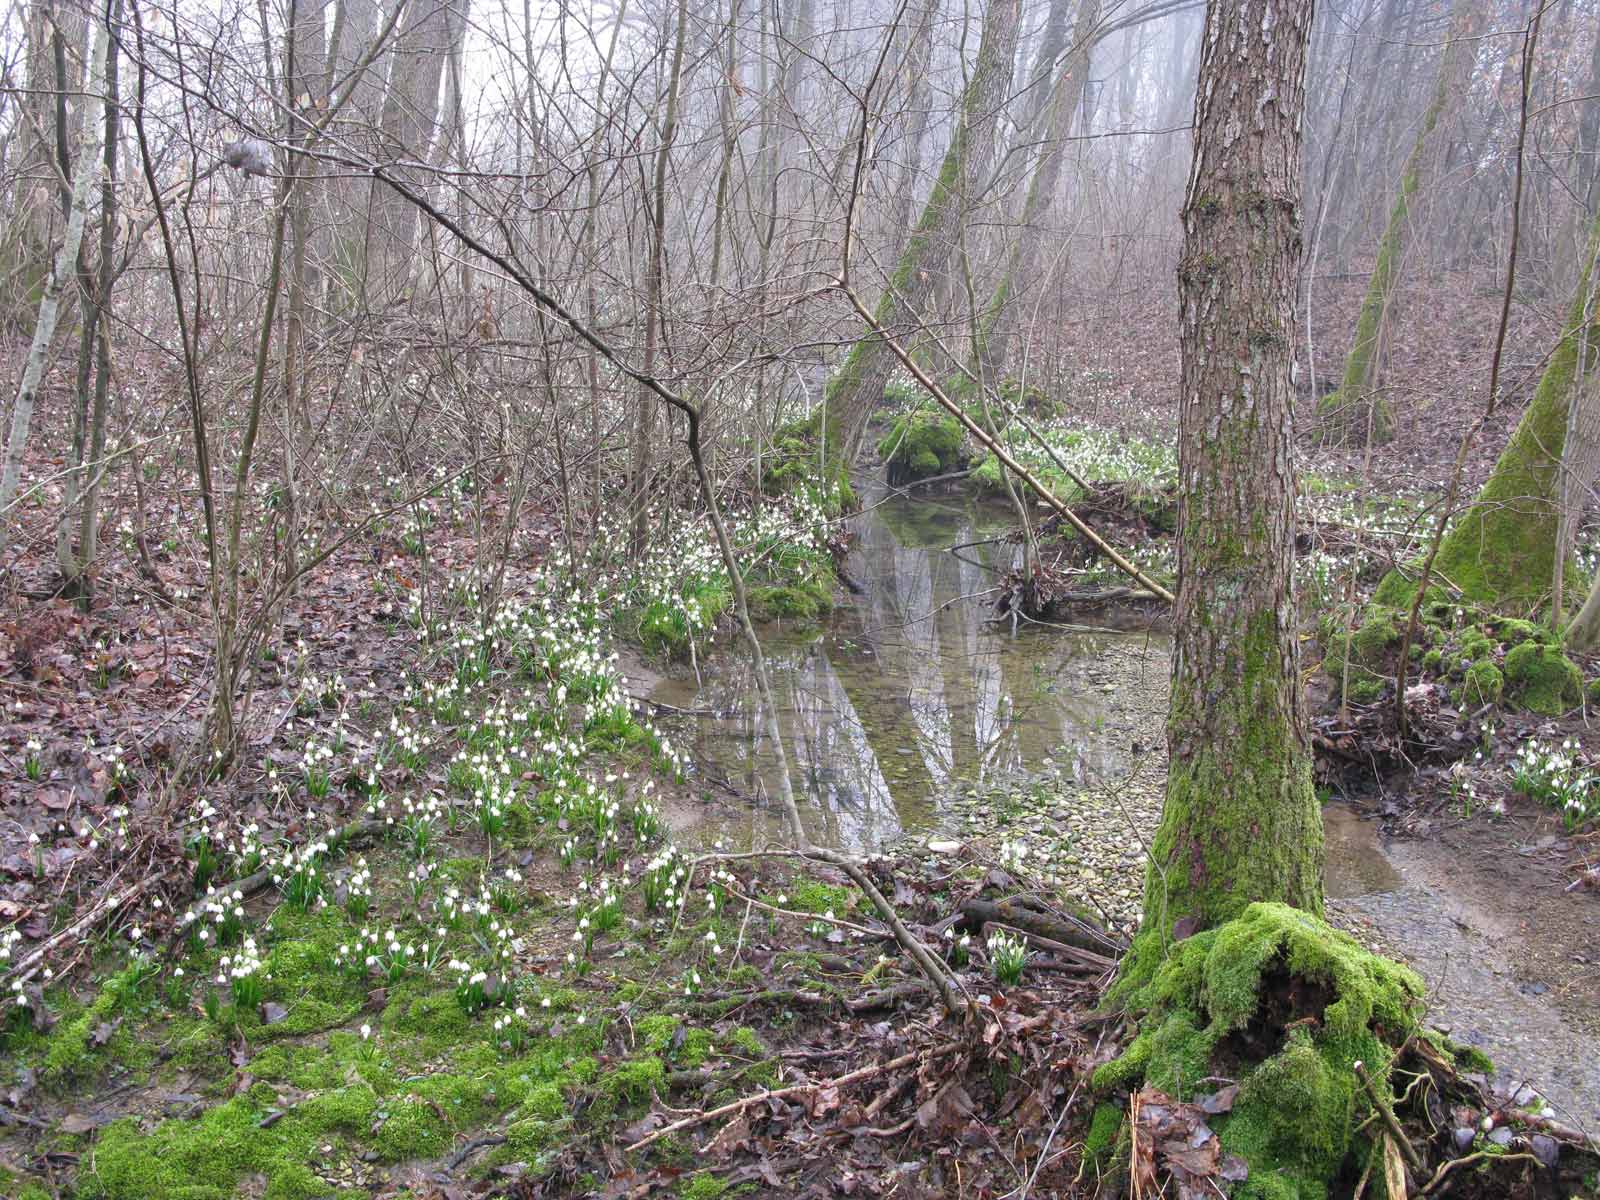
xmin=1354 ymin=1061 xmax=1422 ymax=1172
xmin=624 ymin=1043 xmax=961 ymax=1154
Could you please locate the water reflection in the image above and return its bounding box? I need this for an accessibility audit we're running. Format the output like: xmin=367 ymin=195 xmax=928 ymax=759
xmin=642 ymin=484 xmax=1165 ymax=852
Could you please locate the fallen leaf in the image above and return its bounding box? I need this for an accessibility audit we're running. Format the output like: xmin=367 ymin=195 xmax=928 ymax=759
xmin=700 ymin=1113 xmax=750 ymax=1159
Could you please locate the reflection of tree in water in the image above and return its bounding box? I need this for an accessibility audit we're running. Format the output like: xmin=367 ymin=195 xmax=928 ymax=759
xmin=655 ymin=487 xmax=1154 ymax=852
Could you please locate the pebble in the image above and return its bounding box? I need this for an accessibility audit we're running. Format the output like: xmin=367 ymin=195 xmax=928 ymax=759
xmin=895 ymin=641 xmax=1170 ymax=935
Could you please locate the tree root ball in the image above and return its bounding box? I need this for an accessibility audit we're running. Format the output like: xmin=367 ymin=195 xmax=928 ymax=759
xmin=1096 ymin=902 xmax=1425 ymax=1199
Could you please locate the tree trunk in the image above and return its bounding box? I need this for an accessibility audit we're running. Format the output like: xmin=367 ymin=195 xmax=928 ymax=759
xmin=1556 ymin=365 xmax=1600 ymax=632
xmin=363 ymin=0 xmax=458 ymax=306
xmin=629 ymin=0 xmax=690 ymax=556
xmin=1121 ymin=0 xmax=1322 ymax=986
xmin=1014 ymin=0 xmax=1077 ymax=140
xmin=883 ymin=0 xmax=940 ymax=264
xmin=1375 ymin=205 xmax=1600 ymax=616
xmin=56 ymin=0 xmax=122 ymax=599
xmin=0 ymin=14 xmax=109 ymax=554
xmin=978 ymin=0 xmax=1102 ymax=382
xmin=1319 ymin=0 xmax=1475 ymax=445
xmin=823 ymin=0 xmax=1023 ymax=472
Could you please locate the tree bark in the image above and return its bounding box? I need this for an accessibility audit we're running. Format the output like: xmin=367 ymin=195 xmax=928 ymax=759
xmin=1556 ymin=367 xmax=1600 ymax=635
xmin=978 ymin=0 xmax=1102 ymax=382
xmin=1320 ymin=0 xmax=1476 ymax=446
xmin=363 ymin=0 xmax=460 ymax=306
xmin=1375 ymin=205 xmax=1600 ymax=616
xmin=1121 ymin=0 xmax=1322 ymax=985
xmin=56 ymin=0 xmax=122 ymax=598
xmin=0 ymin=14 xmax=109 ymax=554
xmin=823 ymin=0 xmax=1024 ymax=472
xmin=629 ymin=0 xmax=690 ymax=556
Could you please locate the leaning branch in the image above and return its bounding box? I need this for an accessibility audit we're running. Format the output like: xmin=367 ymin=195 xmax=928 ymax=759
xmin=836 ymin=282 xmax=1175 ymax=605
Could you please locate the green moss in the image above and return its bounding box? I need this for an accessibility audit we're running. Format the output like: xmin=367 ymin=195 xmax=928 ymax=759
xmin=373 ymin=1095 xmax=451 ymax=1161
xmin=1100 ymin=903 xmax=1423 ymax=1199
xmin=1491 ymin=618 xmax=1548 ymax=647
xmin=636 ymin=1014 xmax=682 ymax=1054
xmin=594 ymin=1055 xmax=667 ymax=1115
xmin=1504 ymin=642 xmax=1582 ymax=715
xmin=784 ymin=881 xmax=852 ymax=915
xmin=384 ymin=984 xmax=470 ymax=1051
xmin=1083 ymin=1102 xmax=1124 ymax=1165
xmin=42 ymin=962 xmax=157 ymax=1078
xmin=1456 ymin=660 xmax=1504 ymax=707
xmin=1221 ymin=1030 xmax=1354 ymax=1200
xmin=1320 ymin=607 xmax=1404 ymax=703
xmin=83 ymin=1101 xmax=270 ymax=1199
xmin=1422 ymin=648 xmax=1443 ymax=673
xmin=1421 ymin=1027 xmax=1494 ymax=1075
xmin=877 ymin=410 xmax=964 ymax=484
xmin=248 ymin=1041 xmax=348 ymax=1091
xmin=520 ymin=1081 xmax=566 ymax=1119
xmin=679 ymin=1171 xmax=734 ymax=1199
xmin=298 ymin=1080 xmax=381 ymax=1137
xmin=763 ymin=414 xmax=855 ymax=513
xmin=1377 ymin=215 xmax=1600 ymax=611
xmin=748 ymin=579 xmax=833 ymax=624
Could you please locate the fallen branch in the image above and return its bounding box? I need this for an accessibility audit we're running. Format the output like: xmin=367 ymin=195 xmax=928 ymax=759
xmin=444 ymin=1134 xmax=507 ymax=1171
xmin=958 ymin=897 xmax=1123 ymax=957
xmin=2 ymin=878 xmax=143 ymax=989
xmin=1418 ymin=1150 xmax=1538 ymax=1196
xmin=980 ymin=921 xmax=1116 ymax=972
xmin=624 ymin=1042 xmax=962 ymax=1154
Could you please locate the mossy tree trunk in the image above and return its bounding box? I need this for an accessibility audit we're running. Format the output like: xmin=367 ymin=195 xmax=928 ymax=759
xmin=1119 ymin=0 xmax=1322 ymax=991
xmin=1374 ymin=204 xmax=1600 ymax=616
xmin=977 ymin=0 xmax=1101 ymax=384
xmin=1319 ymin=0 xmax=1474 ymax=446
xmin=823 ymin=0 xmax=1022 ymax=470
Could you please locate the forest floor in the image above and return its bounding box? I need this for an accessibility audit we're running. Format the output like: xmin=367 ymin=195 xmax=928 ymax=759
xmin=3 ymin=271 xmax=1600 ymax=1199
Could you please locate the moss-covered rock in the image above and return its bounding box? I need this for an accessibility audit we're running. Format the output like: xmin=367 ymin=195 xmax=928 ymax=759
xmin=1098 ymin=903 xmax=1423 ymax=1200
xmin=1455 ymin=659 xmax=1504 ymax=707
xmin=1319 ymin=607 xmax=1403 ymax=702
xmin=998 ymin=378 xmax=1059 ymax=418
xmin=877 ymin=411 xmax=965 ymax=486
xmin=762 ymin=413 xmax=856 ymax=514
xmin=1503 ymin=641 xmax=1582 ymax=715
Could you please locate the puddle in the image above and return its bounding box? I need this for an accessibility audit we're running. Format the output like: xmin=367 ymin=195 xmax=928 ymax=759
xmin=1321 ymin=803 xmax=1404 ymax=898
xmin=630 ymin=483 xmax=1166 ymax=852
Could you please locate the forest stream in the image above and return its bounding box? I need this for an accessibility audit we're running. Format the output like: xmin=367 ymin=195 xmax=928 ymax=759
xmin=626 ymin=481 xmax=1600 ymax=1136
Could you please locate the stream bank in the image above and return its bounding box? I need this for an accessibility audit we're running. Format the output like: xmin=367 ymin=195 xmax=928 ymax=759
xmin=637 ymin=481 xmax=1600 ymax=1136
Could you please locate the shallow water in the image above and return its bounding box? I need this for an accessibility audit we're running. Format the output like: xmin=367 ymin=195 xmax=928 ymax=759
xmin=632 ymin=482 xmax=1600 ymax=1132
xmin=636 ymin=483 xmax=1165 ymax=851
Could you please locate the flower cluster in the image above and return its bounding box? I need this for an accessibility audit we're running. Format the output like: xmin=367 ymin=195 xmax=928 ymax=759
xmin=1511 ymin=738 xmax=1598 ymax=832
xmin=219 ymin=937 xmax=268 ymax=1008
xmin=986 ymin=929 xmax=1028 ymax=986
